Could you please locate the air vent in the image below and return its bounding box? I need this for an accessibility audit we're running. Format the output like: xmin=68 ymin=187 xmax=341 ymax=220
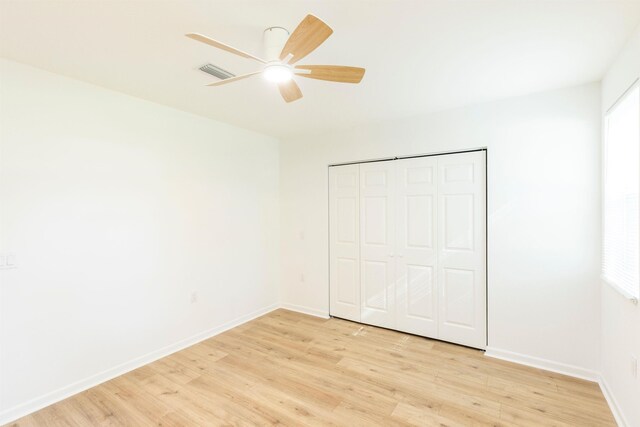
xmin=199 ymin=63 xmax=235 ymax=80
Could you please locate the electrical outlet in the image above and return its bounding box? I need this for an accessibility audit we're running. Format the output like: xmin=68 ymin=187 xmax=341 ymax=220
xmin=0 ymin=253 xmax=16 ymax=270
xmin=190 ymin=291 xmax=198 ymax=304
xmin=632 ymin=355 xmax=638 ymax=379
xmin=300 ymin=273 xmax=305 ymax=283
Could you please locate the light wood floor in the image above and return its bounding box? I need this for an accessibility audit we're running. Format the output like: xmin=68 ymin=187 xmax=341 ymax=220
xmin=7 ymin=309 xmax=615 ymax=426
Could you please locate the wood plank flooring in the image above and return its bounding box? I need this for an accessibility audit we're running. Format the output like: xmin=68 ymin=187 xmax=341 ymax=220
xmin=6 ymin=309 xmax=616 ymax=426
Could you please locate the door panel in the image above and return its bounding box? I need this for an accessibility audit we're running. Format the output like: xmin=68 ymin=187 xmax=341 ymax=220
xmin=437 ymin=151 xmax=486 ymax=349
xmin=406 ymin=265 xmax=435 ymax=318
xmin=360 ymin=162 xmax=395 ymax=328
xmin=336 ymin=258 xmax=358 ymax=305
xmin=442 ymin=268 xmax=475 ymax=327
xmin=337 ymin=198 xmax=357 ymax=243
xmin=363 ymin=261 xmax=388 ymax=310
xmin=443 ymin=194 xmax=475 ymax=250
xmin=363 ymin=197 xmax=388 ymax=245
xmin=407 ymin=195 xmax=433 ymax=247
xmin=329 ymin=165 xmax=360 ymax=321
xmin=395 ymin=157 xmax=438 ymax=336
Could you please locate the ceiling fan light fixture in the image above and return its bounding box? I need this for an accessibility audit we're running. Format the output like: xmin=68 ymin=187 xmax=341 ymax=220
xmin=187 ymin=14 xmax=365 ymax=102
xmin=263 ymin=63 xmax=293 ymax=83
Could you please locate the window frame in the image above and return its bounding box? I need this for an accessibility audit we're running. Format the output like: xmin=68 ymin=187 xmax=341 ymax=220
xmin=602 ymin=79 xmax=640 ymax=304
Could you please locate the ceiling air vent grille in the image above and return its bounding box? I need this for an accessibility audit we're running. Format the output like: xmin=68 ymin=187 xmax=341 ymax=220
xmin=199 ymin=64 xmax=235 ymax=80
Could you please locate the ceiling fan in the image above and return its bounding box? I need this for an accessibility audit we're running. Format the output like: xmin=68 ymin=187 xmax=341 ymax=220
xmin=186 ymin=14 xmax=365 ymax=103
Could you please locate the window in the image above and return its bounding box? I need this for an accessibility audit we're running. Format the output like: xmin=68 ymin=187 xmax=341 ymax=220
xmin=603 ymin=81 xmax=640 ymax=302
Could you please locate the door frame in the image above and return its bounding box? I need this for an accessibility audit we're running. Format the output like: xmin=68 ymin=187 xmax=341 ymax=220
xmin=327 ymin=147 xmax=489 ymax=349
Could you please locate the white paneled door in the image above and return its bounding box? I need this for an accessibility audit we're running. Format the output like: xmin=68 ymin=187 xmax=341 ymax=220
xmin=359 ymin=161 xmax=396 ymax=328
xmin=329 ymin=164 xmax=361 ymax=322
xmin=395 ymin=157 xmax=439 ymax=337
xmin=329 ymin=151 xmax=486 ymax=349
xmin=437 ymin=152 xmax=486 ymax=348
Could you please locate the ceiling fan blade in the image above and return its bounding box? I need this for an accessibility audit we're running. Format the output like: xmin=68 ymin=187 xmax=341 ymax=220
xmin=278 ymin=79 xmax=303 ymax=103
xmin=206 ymin=71 xmax=262 ymax=87
xmin=280 ymin=15 xmax=333 ymax=64
xmin=186 ymin=33 xmax=267 ymax=64
xmin=295 ymin=65 xmax=365 ymax=83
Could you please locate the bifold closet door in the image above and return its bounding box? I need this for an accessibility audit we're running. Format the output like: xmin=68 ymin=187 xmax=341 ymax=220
xmin=395 ymin=157 xmax=439 ymax=337
xmin=329 ymin=164 xmax=360 ymax=322
xmin=437 ymin=151 xmax=486 ymax=349
xmin=329 ymin=151 xmax=486 ymax=349
xmin=359 ymin=161 xmax=396 ymax=328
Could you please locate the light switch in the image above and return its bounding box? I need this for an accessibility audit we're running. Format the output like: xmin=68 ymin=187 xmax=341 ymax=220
xmin=6 ymin=254 xmax=16 ymax=266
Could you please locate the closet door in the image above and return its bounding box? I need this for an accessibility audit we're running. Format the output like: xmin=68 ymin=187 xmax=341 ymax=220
xmin=437 ymin=151 xmax=486 ymax=349
xmin=360 ymin=161 xmax=396 ymax=328
xmin=329 ymin=164 xmax=361 ymax=321
xmin=395 ymin=157 xmax=438 ymax=337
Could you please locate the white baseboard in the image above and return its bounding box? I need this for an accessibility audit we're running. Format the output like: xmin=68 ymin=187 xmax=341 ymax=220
xmin=3 ymin=310 xmax=625 ymax=427
xmin=599 ymin=376 xmax=628 ymax=427
xmin=280 ymin=302 xmax=330 ymax=319
xmin=0 ymin=303 xmax=279 ymax=426
xmin=484 ymin=347 xmax=599 ymax=382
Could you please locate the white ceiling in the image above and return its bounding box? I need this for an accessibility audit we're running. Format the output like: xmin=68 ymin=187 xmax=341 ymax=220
xmin=1 ymin=1 xmax=639 ymax=138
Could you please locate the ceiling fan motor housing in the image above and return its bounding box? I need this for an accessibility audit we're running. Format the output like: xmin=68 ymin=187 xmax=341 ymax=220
xmin=263 ymin=26 xmax=289 ymax=62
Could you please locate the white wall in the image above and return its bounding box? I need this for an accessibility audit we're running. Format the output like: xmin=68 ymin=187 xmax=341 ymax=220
xmin=0 ymin=49 xmax=615 ymax=424
xmin=600 ymin=26 xmax=640 ymax=427
xmin=0 ymin=59 xmax=280 ymax=423
xmin=280 ymin=83 xmax=602 ymax=377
